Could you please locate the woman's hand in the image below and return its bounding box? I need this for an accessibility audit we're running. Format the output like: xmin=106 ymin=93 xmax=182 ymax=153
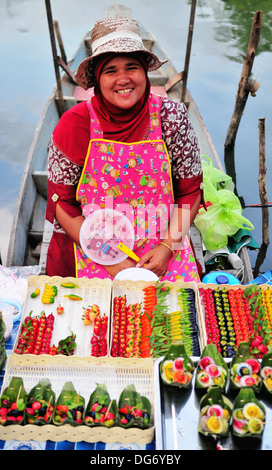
xmin=103 ymin=257 xmax=137 ymax=278
xmin=136 ymin=244 xmax=173 ymax=278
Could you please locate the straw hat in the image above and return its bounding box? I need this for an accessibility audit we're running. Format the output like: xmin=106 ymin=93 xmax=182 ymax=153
xmin=76 ymin=17 xmax=166 ymax=89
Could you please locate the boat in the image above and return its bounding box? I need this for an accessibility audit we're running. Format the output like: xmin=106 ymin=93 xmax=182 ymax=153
xmin=6 ymin=4 xmax=253 ymax=283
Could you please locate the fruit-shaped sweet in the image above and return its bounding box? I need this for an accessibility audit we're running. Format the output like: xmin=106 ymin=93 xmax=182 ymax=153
xmin=230 ymin=342 xmax=261 ymax=392
xmin=25 ymin=379 xmax=55 ymax=424
xmin=84 ymin=384 xmax=117 ymax=427
xmin=232 ymin=387 xmax=265 ymax=439
xmin=91 ymin=314 xmax=108 ymax=357
xmin=41 ymin=284 xmax=58 ymax=304
xmin=118 ymin=384 xmax=151 ymax=429
xmin=195 ymin=344 xmax=229 ymax=391
xmin=198 ymin=386 xmax=232 ymax=439
xmin=15 ymin=312 xmax=55 ymax=355
xmin=260 ymin=350 xmax=272 ymax=393
xmin=0 ymin=377 xmax=27 ymax=425
xmin=53 ymin=382 xmax=84 ymax=426
xmin=160 ymin=343 xmax=195 ymax=388
xmin=82 ymin=304 xmax=100 ymax=325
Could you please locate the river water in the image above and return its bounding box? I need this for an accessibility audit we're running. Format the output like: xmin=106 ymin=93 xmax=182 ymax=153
xmin=0 ymin=0 xmax=271 ymax=275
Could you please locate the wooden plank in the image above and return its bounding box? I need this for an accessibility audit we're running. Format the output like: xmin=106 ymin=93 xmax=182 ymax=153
xmin=165 ymin=72 xmax=183 ymax=92
xmin=32 ymin=171 xmax=47 ymax=199
xmin=7 ymin=94 xmax=58 ymax=267
xmin=190 ymin=224 xmax=205 ymax=273
xmin=225 ymin=10 xmax=262 ymax=150
xmin=258 ymin=117 xmax=269 ymax=245
xmin=40 ymin=220 xmax=53 ymax=274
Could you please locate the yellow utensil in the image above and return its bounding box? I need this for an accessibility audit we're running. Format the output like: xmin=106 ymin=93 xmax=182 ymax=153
xmin=117 ymin=242 xmax=140 ymax=263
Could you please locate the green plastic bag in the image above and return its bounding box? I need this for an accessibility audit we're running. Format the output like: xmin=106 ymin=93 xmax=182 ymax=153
xmin=201 ymin=155 xmax=235 ymax=197
xmin=194 ymin=156 xmax=254 ymax=250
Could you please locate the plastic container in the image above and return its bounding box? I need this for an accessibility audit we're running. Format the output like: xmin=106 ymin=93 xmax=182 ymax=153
xmin=0 ymin=297 xmax=22 ymax=341
xmin=202 ymin=271 xmax=241 ymax=285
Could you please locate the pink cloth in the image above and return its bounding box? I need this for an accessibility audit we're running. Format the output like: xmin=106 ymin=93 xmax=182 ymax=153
xmin=75 ymin=93 xmax=200 ymax=282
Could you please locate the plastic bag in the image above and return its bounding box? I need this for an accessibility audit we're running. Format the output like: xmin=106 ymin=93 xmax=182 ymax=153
xmin=195 ymin=156 xmax=254 ymax=251
xmin=202 ymin=155 xmax=234 ymax=195
xmin=200 ymin=155 xmax=235 ymax=204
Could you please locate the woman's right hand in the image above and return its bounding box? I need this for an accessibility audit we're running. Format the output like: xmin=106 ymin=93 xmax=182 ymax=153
xmin=136 ymin=244 xmax=173 ymax=278
xmin=103 ymin=258 xmax=136 ymax=278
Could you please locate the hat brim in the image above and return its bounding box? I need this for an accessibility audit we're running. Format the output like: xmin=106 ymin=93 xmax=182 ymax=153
xmin=75 ymin=39 xmax=167 ymax=90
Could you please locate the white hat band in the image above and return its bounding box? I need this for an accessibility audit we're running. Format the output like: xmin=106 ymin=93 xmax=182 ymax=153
xmin=92 ymin=30 xmax=143 ymax=52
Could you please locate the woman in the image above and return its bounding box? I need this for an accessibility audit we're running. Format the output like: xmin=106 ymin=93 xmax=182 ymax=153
xmin=46 ymin=16 xmax=204 ymax=281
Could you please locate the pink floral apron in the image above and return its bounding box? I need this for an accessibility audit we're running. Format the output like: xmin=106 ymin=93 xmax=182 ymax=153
xmin=75 ymin=93 xmax=200 ymax=282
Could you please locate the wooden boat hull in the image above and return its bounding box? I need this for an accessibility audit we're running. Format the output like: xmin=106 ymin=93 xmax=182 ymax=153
xmin=6 ymin=7 xmax=253 ymax=283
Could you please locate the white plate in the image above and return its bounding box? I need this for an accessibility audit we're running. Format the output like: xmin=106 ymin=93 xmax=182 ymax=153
xmin=114 ymin=267 xmax=159 ymax=282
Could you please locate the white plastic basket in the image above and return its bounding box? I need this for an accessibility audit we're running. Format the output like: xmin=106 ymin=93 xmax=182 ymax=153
xmin=0 ymin=354 xmax=155 ymax=444
xmin=13 ymin=275 xmax=112 ymax=357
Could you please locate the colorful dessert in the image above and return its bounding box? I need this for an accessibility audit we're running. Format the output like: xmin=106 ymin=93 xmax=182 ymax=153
xmin=232 ymin=387 xmax=265 ymax=438
xmin=230 ymin=342 xmax=261 ymax=392
xmin=25 ymin=379 xmax=55 ymax=424
xmin=118 ymin=384 xmax=151 ymax=429
xmin=195 ymin=344 xmax=229 ymax=391
xmin=14 ymin=311 xmax=55 ymax=355
xmin=0 ymin=377 xmax=27 ymax=425
xmin=160 ymin=343 xmax=194 ymax=388
xmin=85 ymin=384 xmax=117 ymax=427
xmin=198 ymin=386 xmax=232 ymax=438
xmin=53 ymin=382 xmax=84 ymax=426
xmin=261 ymin=351 xmax=272 ymax=393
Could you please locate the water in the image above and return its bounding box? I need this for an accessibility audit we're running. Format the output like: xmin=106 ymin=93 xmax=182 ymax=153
xmin=0 ymin=0 xmax=271 ymax=274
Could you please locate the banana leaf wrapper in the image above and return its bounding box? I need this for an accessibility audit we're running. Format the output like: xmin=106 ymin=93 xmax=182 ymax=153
xmin=0 ymin=312 xmax=6 ymax=340
xmin=53 ymin=381 xmax=85 ymax=426
xmin=0 ymin=344 xmax=6 ymax=374
xmin=261 ymin=351 xmax=272 ymax=393
xmin=230 ymin=342 xmax=261 ymax=392
xmin=198 ymin=386 xmax=232 ymax=439
xmin=25 ymin=379 xmax=55 ymax=425
xmin=160 ymin=342 xmax=194 ymax=388
xmin=0 ymin=377 xmax=27 ymax=426
xmin=84 ymin=383 xmax=117 ymax=428
xmin=232 ymin=386 xmax=266 ymax=439
xmin=118 ymin=384 xmax=151 ymax=429
xmin=0 ymin=313 xmax=6 ymax=373
xmin=195 ymin=344 xmax=229 ymax=391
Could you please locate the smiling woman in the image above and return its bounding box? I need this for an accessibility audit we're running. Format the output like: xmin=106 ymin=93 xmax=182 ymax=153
xmin=91 ymin=54 xmax=150 ymax=142
xmin=45 ymin=15 xmax=204 ymax=282
xmin=99 ymin=56 xmax=147 ymax=108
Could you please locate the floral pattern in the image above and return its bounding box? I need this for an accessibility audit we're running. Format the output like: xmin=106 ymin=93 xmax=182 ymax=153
xmin=161 ymin=97 xmax=201 ymax=180
xmin=48 ymin=141 xmax=82 ymax=185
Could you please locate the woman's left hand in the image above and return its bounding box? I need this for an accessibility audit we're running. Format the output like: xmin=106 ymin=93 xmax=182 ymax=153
xmin=136 ymin=244 xmax=173 ymax=278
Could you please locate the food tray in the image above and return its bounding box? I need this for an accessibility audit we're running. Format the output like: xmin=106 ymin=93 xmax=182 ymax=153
xmin=197 ymin=282 xmax=272 ymax=293
xmin=111 ymin=279 xmax=207 ymax=355
xmin=197 ymin=283 xmax=272 ymax=350
xmin=154 ymin=357 xmax=272 ymax=450
xmin=0 ymin=354 xmax=154 ymax=444
xmin=13 ymin=275 xmax=112 ymax=357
